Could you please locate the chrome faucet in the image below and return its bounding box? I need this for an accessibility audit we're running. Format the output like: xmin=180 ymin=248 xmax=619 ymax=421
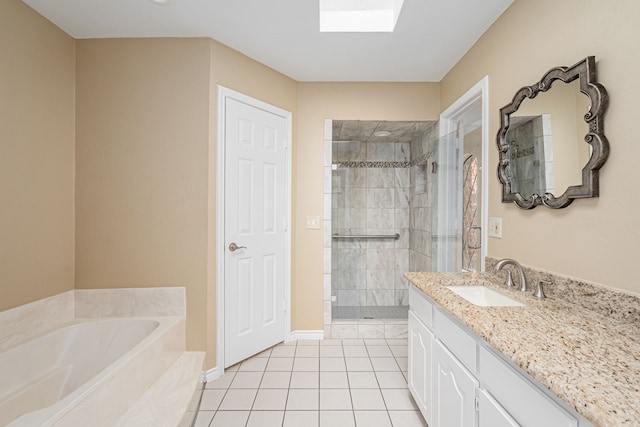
xmin=495 ymin=258 xmax=529 ymax=292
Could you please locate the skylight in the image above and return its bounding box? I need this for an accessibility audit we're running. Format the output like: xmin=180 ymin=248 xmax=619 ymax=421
xmin=319 ymin=0 xmax=405 ymax=33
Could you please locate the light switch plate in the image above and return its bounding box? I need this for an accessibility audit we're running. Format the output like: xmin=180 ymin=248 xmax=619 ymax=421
xmin=306 ymin=215 xmax=320 ymax=230
xmin=488 ymin=217 xmax=502 ymax=238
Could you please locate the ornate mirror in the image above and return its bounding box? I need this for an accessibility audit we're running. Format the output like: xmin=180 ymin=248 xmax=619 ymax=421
xmin=496 ymin=56 xmax=609 ymax=209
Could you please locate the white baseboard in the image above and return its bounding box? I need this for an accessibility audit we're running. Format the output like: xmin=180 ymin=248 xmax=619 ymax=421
xmin=201 ymin=366 xmax=221 ymax=383
xmin=289 ymin=330 xmax=325 ymax=341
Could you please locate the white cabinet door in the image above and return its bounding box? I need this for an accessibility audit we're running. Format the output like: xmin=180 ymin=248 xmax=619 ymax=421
xmin=408 ymin=311 xmax=434 ymax=425
xmin=433 ymin=340 xmax=478 ymax=427
xmin=478 ymin=388 xmax=519 ymax=427
xmin=479 ymin=347 xmax=578 ymax=427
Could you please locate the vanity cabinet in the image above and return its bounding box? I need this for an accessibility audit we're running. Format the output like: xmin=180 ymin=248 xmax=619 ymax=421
xmin=408 ymin=284 xmax=587 ymax=427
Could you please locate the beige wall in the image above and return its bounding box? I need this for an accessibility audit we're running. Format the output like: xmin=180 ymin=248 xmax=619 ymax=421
xmin=75 ymin=38 xmax=212 ymax=354
xmin=0 ymin=0 xmax=76 ymax=311
xmin=75 ymin=38 xmax=298 ymax=369
xmin=295 ymin=83 xmax=441 ymax=329
xmin=440 ymin=0 xmax=640 ymax=293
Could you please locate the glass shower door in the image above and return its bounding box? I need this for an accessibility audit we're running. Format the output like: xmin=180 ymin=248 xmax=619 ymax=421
xmin=431 ymin=128 xmax=462 ymax=272
xmin=431 ymin=121 xmax=483 ymax=272
xmin=331 ymin=163 xmax=367 ymax=320
xmin=330 ymin=128 xmax=413 ymax=320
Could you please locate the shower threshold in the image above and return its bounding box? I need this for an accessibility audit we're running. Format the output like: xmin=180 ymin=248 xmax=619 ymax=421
xmin=332 ymin=305 xmax=409 ymax=320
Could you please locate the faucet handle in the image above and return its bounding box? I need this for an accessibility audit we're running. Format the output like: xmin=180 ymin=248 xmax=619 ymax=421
xmin=504 ymin=270 xmax=515 ymax=287
xmin=533 ymin=280 xmax=549 ymax=299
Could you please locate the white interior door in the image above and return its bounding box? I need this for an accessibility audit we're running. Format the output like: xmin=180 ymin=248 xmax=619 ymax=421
xmin=223 ymin=96 xmax=288 ymax=368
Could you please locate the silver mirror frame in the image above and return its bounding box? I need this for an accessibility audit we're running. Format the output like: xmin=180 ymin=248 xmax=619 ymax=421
xmin=496 ymin=56 xmax=609 ymax=209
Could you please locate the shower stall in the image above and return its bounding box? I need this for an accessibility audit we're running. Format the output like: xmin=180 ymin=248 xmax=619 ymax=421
xmin=327 ymin=118 xmax=484 ymax=323
xmin=329 ymin=120 xmax=436 ymax=321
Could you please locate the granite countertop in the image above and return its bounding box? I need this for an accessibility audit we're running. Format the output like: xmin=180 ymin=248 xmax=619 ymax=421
xmin=405 ymin=271 xmax=640 ymax=427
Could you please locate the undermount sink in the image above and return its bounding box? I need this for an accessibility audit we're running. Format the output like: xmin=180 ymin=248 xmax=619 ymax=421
xmin=446 ymin=286 xmax=525 ymax=307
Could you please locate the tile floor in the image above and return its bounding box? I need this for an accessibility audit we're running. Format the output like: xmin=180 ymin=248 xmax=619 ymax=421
xmin=194 ymin=338 xmax=427 ymax=427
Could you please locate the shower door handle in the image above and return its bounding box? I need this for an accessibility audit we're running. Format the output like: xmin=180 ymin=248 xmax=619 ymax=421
xmin=228 ymin=242 xmax=247 ymax=252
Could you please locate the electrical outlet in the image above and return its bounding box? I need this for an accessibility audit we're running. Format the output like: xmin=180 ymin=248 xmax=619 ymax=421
xmin=488 ymin=217 xmax=502 ymax=238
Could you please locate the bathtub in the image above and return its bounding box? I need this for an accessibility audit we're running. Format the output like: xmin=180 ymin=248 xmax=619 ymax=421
xmin=0 ymin=316 xmax=184 ymax=427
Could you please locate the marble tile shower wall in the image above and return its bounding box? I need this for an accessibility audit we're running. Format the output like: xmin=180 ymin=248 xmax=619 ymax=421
xmin=331 ymin=140 xmax=411 ymax=308
xmin=409 ymin=122 xmax=438 ymax=273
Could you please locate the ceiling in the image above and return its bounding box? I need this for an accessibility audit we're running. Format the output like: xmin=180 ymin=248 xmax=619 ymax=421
xmin=333 ymin=120 xmax=434 ymax=144
xmin=21 ymin=0 xmax=513 ymax=82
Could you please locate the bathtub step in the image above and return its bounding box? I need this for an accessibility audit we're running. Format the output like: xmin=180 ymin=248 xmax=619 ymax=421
xmin=114 ymin=351 xmax=205 ymax=427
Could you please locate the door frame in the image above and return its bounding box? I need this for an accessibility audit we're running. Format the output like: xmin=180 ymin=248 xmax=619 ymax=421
xmin=438 ymin=76 xmax=489 ymax=272
xmin=216 ymin=86 xmax=292 ymax=371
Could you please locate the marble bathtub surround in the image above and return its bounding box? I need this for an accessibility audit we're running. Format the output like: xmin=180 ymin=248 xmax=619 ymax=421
xmin=48 ymin=317 xmax=187 ymax=427
xmin=75 ymin=287 xmax=186 ymax=318
xmin=405 ymin=271 xmax=640 ymax=427
xmin=0 ymin=287 xmax=186 ymax=353
xmin=116 ymin=350 xmax=205 ymax=427
xmin=0 ymin=287 xmax=197 ymax=427
xmin=0 ymin=291 xmax=74 ymax=352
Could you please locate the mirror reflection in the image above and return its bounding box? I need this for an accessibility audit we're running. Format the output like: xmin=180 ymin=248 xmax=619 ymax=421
xmin=497 ymin=56 xmax=609 ymax=209
xmin=505 ymin=79 xmax=591 ymax=199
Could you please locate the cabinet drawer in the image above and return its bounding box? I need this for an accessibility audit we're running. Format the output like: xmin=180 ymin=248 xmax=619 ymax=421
xmin=479 ymin=346 xmax=577 ymax=427
xmin=433 ymin=308 xmax=477 ymax=374
xmin=409 ymin=285 xmax=433 ymax=328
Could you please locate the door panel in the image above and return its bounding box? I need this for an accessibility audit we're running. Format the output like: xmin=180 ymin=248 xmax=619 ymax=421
xmin=224 ymin=97 xmax=287 ymax=367
xmin=237 ymin=159 xmax=254 ymax=234
xmin=236 ymin=257 xmax=253 ymax=335
xmin=408 ymin=311 xmax=434 ymax=425
xmin=262 ymin=254 xmax=276 ymax=325
xmin=263 ymin=163 xmax=276 ymax=233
